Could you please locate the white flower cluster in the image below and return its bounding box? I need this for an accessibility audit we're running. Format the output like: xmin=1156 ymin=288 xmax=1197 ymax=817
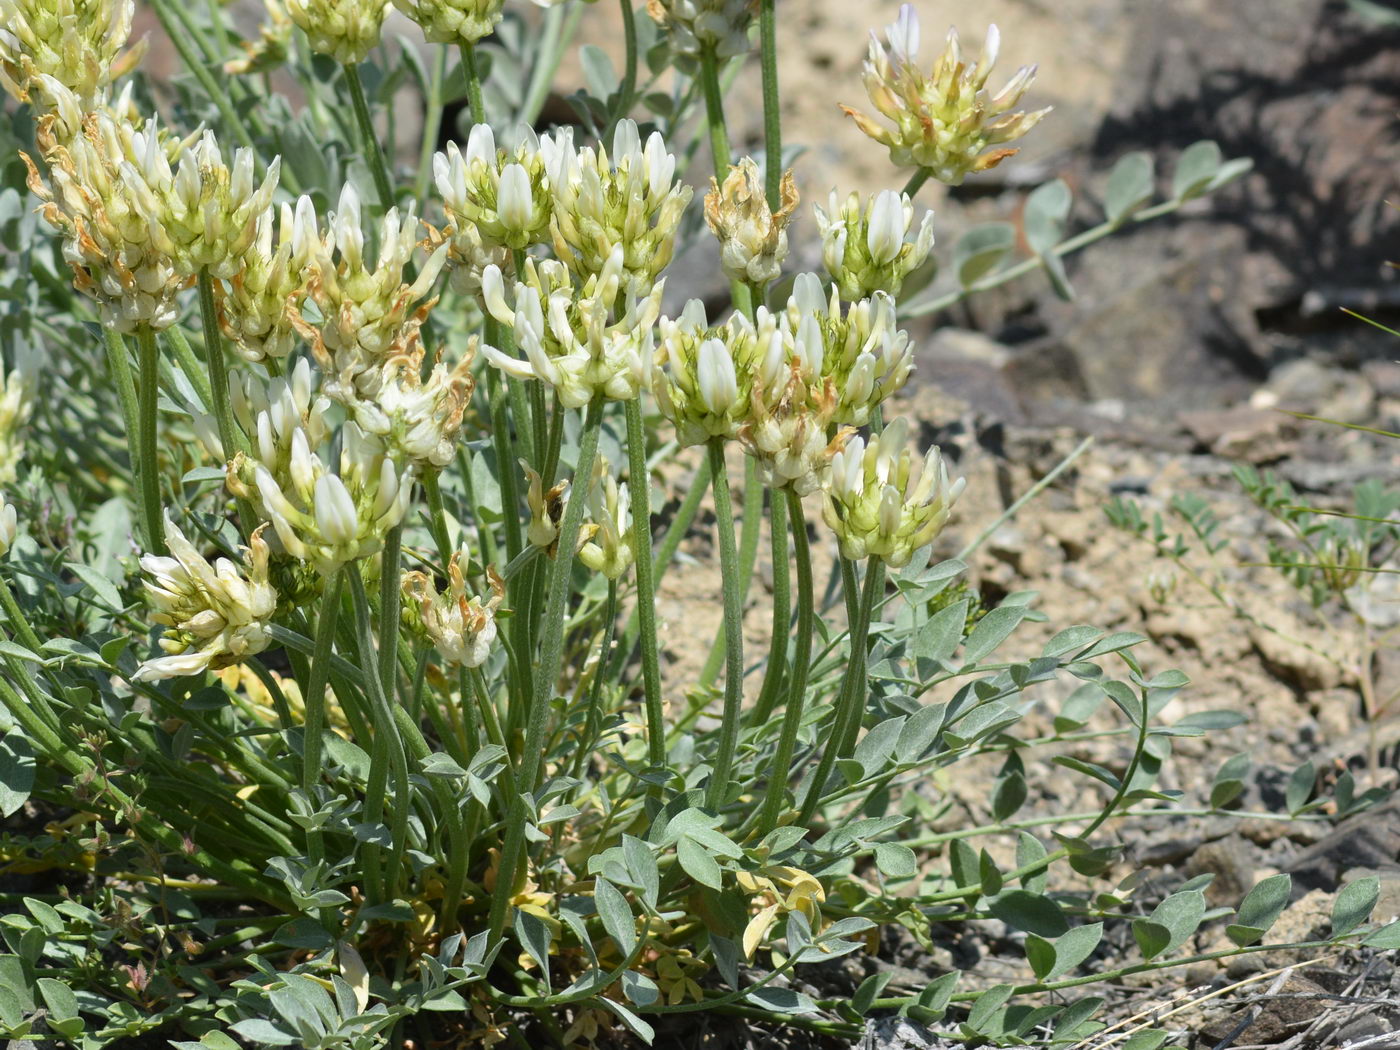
xmin=286 ymin=0 xmax=388 ymax=64
xmin=0 ymin=0 xmax=144 ymax=106
xmin=645 ymin=0 xmax=754 ymax=62
xmin=403 ymin=550 xmax=504 ymax=668
xmin=815 ymin=188 xmax=935 ymax=300
xmin=395 ymin=0 xmax=504 ymax=47
xmin=134 ymin=516 xmax=278 ymax=681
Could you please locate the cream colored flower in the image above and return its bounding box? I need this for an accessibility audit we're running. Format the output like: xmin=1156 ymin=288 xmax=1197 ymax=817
xmin=0 ymin=356 xmax=36 ymax=485
xmin=815 ymin=188 xmax=934 ymax=300
xmin=219 ymin=196 xmax=320 ymax=363
xmin=522 ymin=462 xmax=567 ymax=553
xmin=479 ymin=247 xmax=661 ymax=407
xmin=162 ymin=131 xmax=281 ymax=279
xmin=543 ymin=120 xmax=692 ymax=293
xmin=227 ymin=421 xmax=414 ymax=575
xmin=348 ymin=335 xmax=476 ymax=469
xmin=395 ymin=0 xmax=503 ymax=45
xmin=433 ymin=124 xmax=551 ymax=253
xmin=296 ymin=183 xmax=447 ymax=400
xmin=783 ymin=273 xmax=913 ymax=427
xmin=821 ymin=416 xmax=964 ymax=567
xmin=0 ymin=0 xmax=144 ymax=107
xmin=22 ymin=97 xmax=190 ymax=331
xmin=0 ymin=492 xmax=17 ymax=558
xmin=704 ymin=158 xmax=798 ymax=286
xmin=842 ymin=5 xmax=1050 ymax=183
xmin=286 ymin=0 xmax=388 ymax=63
xmin=578 ymin=458 xmax=632 ymax=581
xmin=134 ymin=516 xmax=279 ymax=681
xmin=223 ymin=356 xmax=334 ymax=467
xmin=403 ymin=552 xmax=503 ymax=668
xmin=645 ymin=0 xmax=753 ymax=62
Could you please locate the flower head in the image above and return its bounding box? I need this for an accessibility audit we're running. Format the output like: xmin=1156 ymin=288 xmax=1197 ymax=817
xmin=822 ymin=416 xmax=964 ymax=567
xmin=653 ymin=300 xmax=772 ymax=447
xmin=0 ymin=356 xmax=36 ymax=485
xmin=286 ymin=0 xmax=387 ymax=63
xmin=479 ymin=248 xmax=661 ymax=407
xmin=645 ymin=0 xmax=754 ymax=62
xmin=228 ymin=421 xmax=414 ymax=575
xmin=0 ymin=0 xmax=144 ymax=107
xmin=578 ymin=458 xmax=632 ymax=581
xmin=403 ymin=551 xmax=503 ymax=668
xmin=219 ymin=196 xmax=320 ymax=362
xmin=782 ymin=273 xmax=913 ymax=427
xmin=346 ymin=335 xmax=476 ymax=469
xmin=543 ymin=121 xmax=692 ymax=293
xmin=815 ymin=188 xmax=934 ymax=300
xmin=704 ymin=158 xmax=798 ymax=286
xmin=433 ymin=124 xmax=552 ymax=253
xmin=163 ymin=130 xmax=281 ymax=279
xmin=842 ymin=6 xmax=1050 ymax=183
xmin=224 ymin=356 xmax=334 ymax=467
xmin=134 ymin=516 xmax=279 ymax=681
xmin=296 ymin=183 xmax=447 ymax=399
xmin=522 ymin=462 xmax=567 ymax=553
xmin=395 ymin=0 xmax=503 ymax=45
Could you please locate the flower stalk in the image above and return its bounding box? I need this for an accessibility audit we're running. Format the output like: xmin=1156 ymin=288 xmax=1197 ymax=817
xmin=134 ymin=326 xmax=165 ymax=555
xmin=625 ymin=396 xmax=666 ymax=778
xmin=343 ymin=61 xmax=395 ymax=210
xmin=704 ymin=435 xmax=744 ymax=810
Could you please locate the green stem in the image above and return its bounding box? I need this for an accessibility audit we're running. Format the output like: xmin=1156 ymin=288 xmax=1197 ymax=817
xmin=133 ymin=327 xmax=165 ymax=555
xmin=164 ymin=325 xmax=213 ymax=409
xmin=147 ymin=0 xmax=258 ymax=153
xmin=614 ymin=0 xmax=638 ymax=127
xmin=301 ymin=568 xmax=344 ymax=866
xmin=571 ymin=580 xmax=618 ymax=782
xmin=349 ymin=569 xmax=412 ymax=902
xmin=903 ymin=198 xmax=1184 ymax=319
xmin=196 ymin=272 xmax=241 ymax=460
xmin=414 ymin=45 xmax=449 ymax=203
xmin=378 ymin=525 xmax=403 ymax=696
xmin=421 ymin=470 xmax=454 ymax=566
xmin=0 ymin=573 xmax=43 ymax=653
xmin=521 ymin=2 xmax=580 ymax=126
xmin=758 ymin=0 xmax=782 ymax=207
xmin=698 ymin=461 xmax=761 ymax=688
xmin=343 ymin=63 xmax=395 ymax=210
xmin=704 ymin=438 xmax=744 ymax=810
xmin=487 ymin=398 xmax=604 ymax=945
xmin=750 ymin=489 xmax=789 ymax=723
xmin=102 ymin=326 xmax=139 ymax=475
xmin=461 ymin=42 xmax=486 ymax=125
xmin=756 ymin=489 xmax=811 ymax=834
xmin=608 ymin=453 xmax=713 ymax=677
xmin=902 ymin=167 xmax=932 ymax=199
xmin=624 ymin=398 xmax=666 ymax=779
xmin=798 ymin=560 xmax=882 ymax=823
xmin=696 ymin=48 xmax=732 ymax=172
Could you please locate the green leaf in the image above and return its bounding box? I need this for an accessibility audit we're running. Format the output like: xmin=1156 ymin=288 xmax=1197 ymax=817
xmin=1024 ymin=179 xmax=1072 ymax=255
xmin=992 ymin=769 xmax=1028 ymax=821
xmin=36 ymin=977 xmax=79 ymax=1022
xmin=1105 ymin=151 xmax=1155 ymax=224
xmin=1363 ymin=920 xmax=1400 ymax=948
xmin=515 ymin=910 xmax=553 ymax=993
xmin=65 ymin=561 xmax=125 ymax=611
xmin=1049 ymin=922 xmax=1104 ymax=980
xmin=0 ymin=729 xmax=35 ymax=819
xmin=677 ymin=836 xmax=722 ymax=890
xmin=851 ymin=971 xmax=894 ymax=1016
xmin=988 ymin=890 xmax=1069 ymax=937
xmin=580 ymin=45 xmax=618 ymax=102
xmin=594 ymin=878 xmax=635 ymax=956
xmin=1139 ymin=888 xmax=1206 ymax=957
xmin=874 ymin=842 xmax=917 ymax=880
xmin=1132 ymin=918 xmax=1171 ymax=960
xmin=965 ymin=983 xmax=1014 ymax=1035
xmin=1332 ymin=876 xmax=1379 ymax=937
xmin=954 ymin=223 xmax=1016 ymax=287
xmin=1041 ymin=625 xmax=1104 ymax=659
xmin=1122 ymin=1031 xmax=1170 ymax=1050
xmin=599 ymin=997 xmax=654 ymax=1043
xmin=1055 ymin=683 xmax=1105 ymax=733
xmin=913 ymin=600 xmax=967 ymax=665
xmin=1172 ymin=140 xmax=1223 ymax=201
xmin=1285 ymin=760 xmax=1316 ymax=815
xmin=1016 ymin=832 xmax=1050 ymax=894
xmin=963 ymin=604 xmax=1031 ymax=664
xmin=1052 ymin=755 xmax=1121 ymax=791
xmin=1232 ymin=874 xmax=1291 ymax=945
xmin=1025 ymin=933 xmax=1056 ymax=979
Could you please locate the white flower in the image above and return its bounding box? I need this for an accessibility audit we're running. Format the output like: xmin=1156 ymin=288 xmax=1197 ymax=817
xmin=822 ymin=417 xmax=965 ymax=567
xmin=134 ymin=516 xmax=279 ymax=681
xmin=228 ymin=421 xmax=414 ymax=575
xmin=394 ymin=0 xmax=503 ymax=44
xmin=645 ymin=0 xmax=753 ymax=62
xmin=578 ymin=459 xmax=632 ymax=581
xmin=815 ymin=188 xmax=935 ymax=300
xmin=0 ymin=0 xmax=144 ymax=107
xmin=403 ymin=551 xmax=503 ymax=667
xmin=544 ymin=120 xmax=692 ymax=293
xmin=654 ymin=300 xmax=776 ymax=447
xmin=433 ymin=124 xmax=552 ymax=254
xmin=161 ymin=130 xmax=282 ymax=278
xmin=703 ymin=158 xmax=798 ymax=286
xmin=347 ymin=337 xmax=475 ymax=469
xmin=286 ymin=0 xmax=388 ymax=63
xmin=0 ymin=355 xmax=36 ymax=485
xmin=842 ymin=5 xmax=1050 ymax=182
xmin=479 ymin=247 xmax=662 ymax=407
xmin=219 ymin=196 xmax=320 ymax=362
xmin=0 ymin=492 xmax=17 ymax=557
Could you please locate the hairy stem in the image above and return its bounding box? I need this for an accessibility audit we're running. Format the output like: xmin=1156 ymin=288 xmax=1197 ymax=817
xmin=625 ymin=398 xmax=667 ymax=779
xmin=758 ymin=0 xmax=782 ymax=206
xmin=133 ymin=326 xmax=165 ymax=555
xmin=751 ymin=489 xmax=789 ymax=723
xmin=302 ymin=568 xmax=344 ymax=867
xmin=704 ymin=437 xmax=745 ymax=810
xmin=343 ymin=62 xmax=395 ymax=210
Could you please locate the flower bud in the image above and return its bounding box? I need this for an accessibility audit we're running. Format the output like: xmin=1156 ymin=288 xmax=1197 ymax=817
xmin=578 ymin=459 xmax=633 ymax=581
xmin=842 ymin=5 xmax=1050 ymax=184
xmin=815 ymin=188 xmax=935 ymax=300
xmin=654 ymin=301 xmax=767 ymax=447
xmin=704 ymin=158 xmax=798 ymax=286
xmin=646 ymin=0 xmax=754 ymax=64
xmin=0 ymin=0 xmax=145 ymax=107
xmin=394 ymin=0 xmax=503 ymax=45
xmin=433 ymin=125 xmax=551 ymax=255
xmin=286 ymin=0 xmax=388 ymax=63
